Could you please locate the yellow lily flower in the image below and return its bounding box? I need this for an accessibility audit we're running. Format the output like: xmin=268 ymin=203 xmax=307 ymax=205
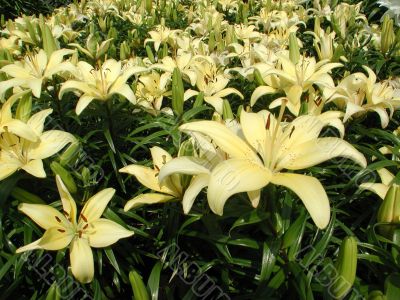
xmin=251 ymin=52 xmax=342 ymax=115
xmin=188 ymin=60 xmax=243 ymax=114
xmin=0 ymin=49 xmax=76 ymax=99
xmin=120 ymin=146 xmax=183 ymax=211
xmin=16 ymin=175 xmax=134 ymax=283
xmin=328 ymin=66 xmax=400 ymax=128
xmin=0 ymin=91 xmax=38 ymax=142
xmin=144 ymin=25 xmax=180 ymax=52
xmin=135 ymin=71 xmax=172 ymax=113
xmin=175 ymin=108 xmax=366 ymax=229
xmin=59 ymin=59 xmax=146 ymax=115
xmin=0 ymin=108 xmax=75 ymax=180
xmin=150 ymin=53 xmax=198 ymax=86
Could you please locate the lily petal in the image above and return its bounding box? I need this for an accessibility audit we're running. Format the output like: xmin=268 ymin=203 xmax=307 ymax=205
xmin=180 ymin=121 xmax=260 ymax=162
xmin=21 ymin=159 xmax=46 ymax=178
xmin=70 ymin=238 xmax=94 ymax=283
xmin=359 ymin=183 xmax=389 ymax=200
xmin=17 ymin=227 xmax=73 ymax=252
xmin=18 ymin=203 xmax=69 ymax=230
xmin=183 ymin=174 xmax=209 ymax=214
xmin=88 ymin=218 xmax=134 ymax=248
xmin=56 ymin=175 xmax=77 ymax=224
xmin=276 ymin=137 xmax=367 ymax=170
xmin=207 ymin=159 xmax=271 ymax=215
xmin=124 ymin=193 xmax=174 ymax=211
xmin=80 ymin=188 xmax=115 ymax=223
xmin=29 ymin=130 xmax=75 ymax=159
xmin=271 ymin=173 xmax=330 ymax=229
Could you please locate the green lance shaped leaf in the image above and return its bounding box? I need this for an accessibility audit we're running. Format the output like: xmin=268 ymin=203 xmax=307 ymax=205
xmin=193 ymin=91 xmax=204 ymax=108
xmin=45 ymin=282 xmax=61 ymax=300
xmin=172 ymin=68 xmax=184 ymax=116
xmin=331 ymin=236 xmax=358 ymax=299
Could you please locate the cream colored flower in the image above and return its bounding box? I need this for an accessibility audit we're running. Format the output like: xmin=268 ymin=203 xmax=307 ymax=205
xmin=59 ymin=59 xmax=146 ymax=114
xmin=0 ymin=49 xmax=76 ymax=98
xmin=0 ymin=108 xmax=75 ymax=180
xmin=16 ymin=176 xmax=134 ymax=283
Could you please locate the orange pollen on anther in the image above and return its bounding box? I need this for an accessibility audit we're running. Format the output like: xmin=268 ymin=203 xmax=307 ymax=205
xmin=80 ymin=214 xmax=88 ymax=223
xmin=266 ymin=114 xmax=271 ymax=130
xmin=83 ymin=224 xmax=89 ymax=230
xmin=55 ymin=216 xmax=62 ymax=223
xmin=78 ymin=230 xmax=83 ymax=238
xmin=58 ymin=229 xmax=66 ymax=233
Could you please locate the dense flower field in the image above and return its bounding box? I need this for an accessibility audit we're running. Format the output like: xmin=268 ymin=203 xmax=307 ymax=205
xmin=0 ymin=0 xmax=400 ymax=298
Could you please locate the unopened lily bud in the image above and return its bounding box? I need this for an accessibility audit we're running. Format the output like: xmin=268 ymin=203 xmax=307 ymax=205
xmin=25 ymin=16 xmax=38 ymax=46
xmin=208 ymin=31 xmax=216 ymax=52
xmin=42 ymin=24 xmax=58 ymax=57
xmin=97 ymin=38 xmax=113 ymax=59
xmin=253 ymin=69 xmax=265 ymax=86
xmin=98 ymin=17 xmax=107 ymax=32
xmin=11 ymin=187 xmax=45 ymax=204
xmin=107 ymin=27 xmax=118 ymax=40
xmin=377 ymin=184 xmax=400 ymax=237
xmin=51 ymin=162 xmax=77 ymax=194
xmin=59 ymin=142 xmax=80 ymax=166
xmin=367 ymin=290 xmax=386 ymax=300
xmin=120 ymin=41 xmax=131 ymax=60
xmin=145 ymin=45 xmax=156 ymax=63
xmin=222 ymin=99 xmax=234 ymax=120
xmin=331 ymin=236 xmax=358 ymax=299
xmin=145 ymin=0 xmax=152 ymax=13
xmin=381 ymin=15 xmax=395 ymax=54
xmin=289 ymin=32 xmax=300 ymax=65
xmin=172 ymin=68 xmax=184 ymax=116
xmin=16 ymin=91 xmax=32 ymax=122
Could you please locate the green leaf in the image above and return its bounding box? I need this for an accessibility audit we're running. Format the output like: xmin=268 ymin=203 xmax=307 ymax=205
xmin=129 ymin=270 xmax=150 ymax=300
xmin=147 ymin=261 xmax=162 ymax=300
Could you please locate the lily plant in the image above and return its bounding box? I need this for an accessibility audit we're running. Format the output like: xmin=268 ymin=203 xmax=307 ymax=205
xmin=168 ymin=106 xmax=367 ymax=229
xmin=0 ymin=108 xmax=75 ymax=180
xmin=0 ymin=49 xmax=76 ymax=99
xmin=16 ymin=175 xmax=134 ymax=283
xmin=59 ymin=59 xmax=146 ymax=115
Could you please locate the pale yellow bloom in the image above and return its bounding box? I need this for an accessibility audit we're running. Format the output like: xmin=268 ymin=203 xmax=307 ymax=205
xmin=0 ymin=49 xmax=76 ymax=98
xmin=251 ymin=52 xmax=342 ymax=115
xmin=16 ymin=176 xmax=133 ymax=283
xmin=0 ymin=108 xmax=75 ymax=180
xmin=175 ymin=109 xmax=366 ymax=229
xmin=120 ymin=147 xmax=183 ymax=211
xmin=328 ymin=66 xmax=400 ymax=128
xmin=59 ymin=59 xmax=146 ymax=115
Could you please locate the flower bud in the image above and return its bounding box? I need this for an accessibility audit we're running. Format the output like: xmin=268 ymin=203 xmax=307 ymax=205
xmin=289 ymin=32 xmax=300 ymax=65
xmin=331 ymin=236 xmax=358 ymax=299
xmin=51 ymin=162 xmax=77 ymax=194
xmin=172 ymin=68 xmax=184 ymax=116
xmin=377 ymin=184 xmax=400 ymax=237
xmin=381 ymin=15 xmax=395 ymax=54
